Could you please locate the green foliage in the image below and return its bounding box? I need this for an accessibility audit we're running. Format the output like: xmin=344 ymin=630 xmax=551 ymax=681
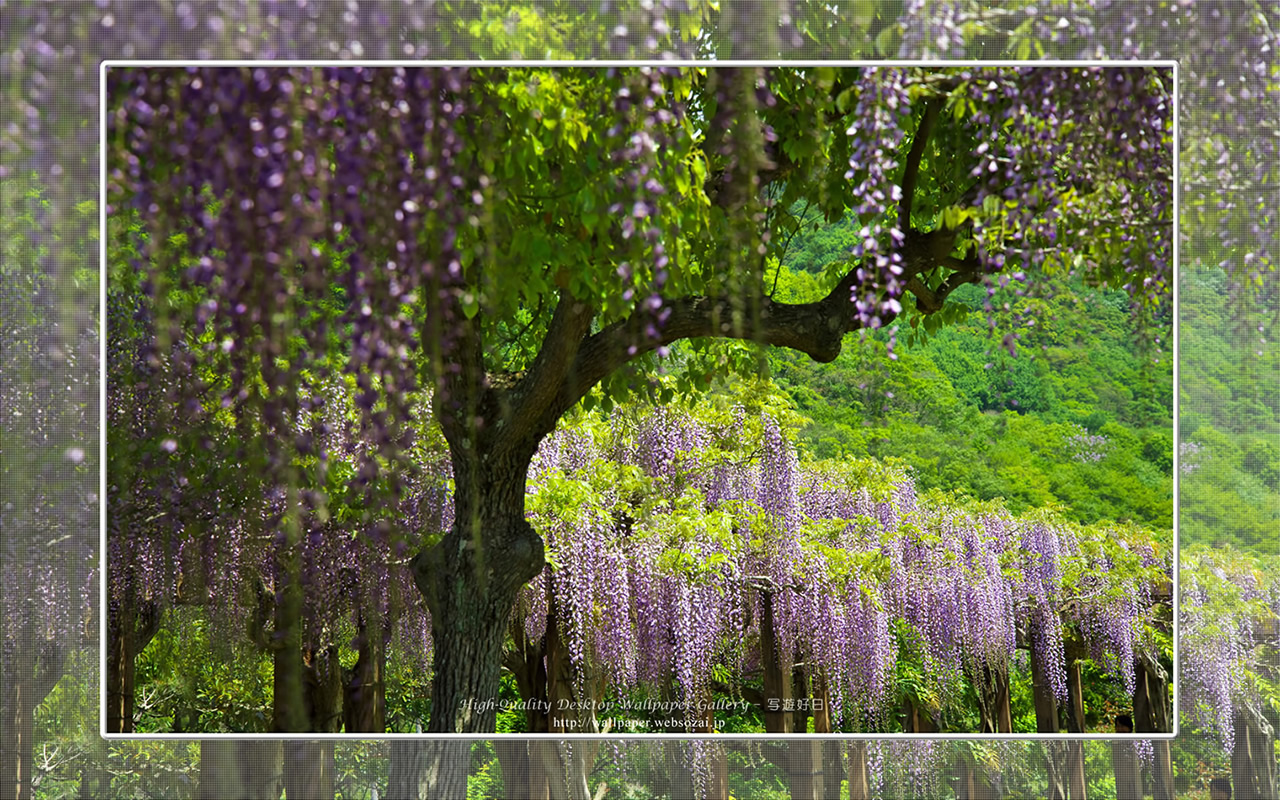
xmin=1177 ymin=267 xmax=1280 ymax=553
xmin=768 ymin=260 xmax=1182 ymax=530
xmin=133 ymin=607 xmax=274 ymax=733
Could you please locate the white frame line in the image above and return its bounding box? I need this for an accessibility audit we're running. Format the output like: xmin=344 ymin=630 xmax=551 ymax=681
xmin=99 ymin=58 xmax=1180 ymax=742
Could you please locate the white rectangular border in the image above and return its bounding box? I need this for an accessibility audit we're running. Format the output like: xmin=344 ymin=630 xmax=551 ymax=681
xmin=100 ymin=59 xmax=1180 ymax=741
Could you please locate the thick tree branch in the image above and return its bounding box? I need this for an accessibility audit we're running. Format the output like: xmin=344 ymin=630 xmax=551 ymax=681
xmin=540 ymin=269 xmax=861 ymax=427
xmin=538 ymin=228 xmax=984 ymax=429
xmin=899 ymin=96 xmax=946 ymax=231
xmin=435 ymin=303 xmax=487 ymax=450
xmin=499 ymin=290 xmax=596 ymax=451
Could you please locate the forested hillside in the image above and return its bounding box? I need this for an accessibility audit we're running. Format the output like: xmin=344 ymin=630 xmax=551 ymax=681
xmin=766 ymin=214 xmax=1276 ymax=552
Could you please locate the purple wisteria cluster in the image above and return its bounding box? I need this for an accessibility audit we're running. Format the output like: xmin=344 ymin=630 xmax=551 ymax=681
xmin=107 ymin=66 xmax=483 ymax=492
xmin=513 ymin=403 xmax=1168 ymax=733
xmin=964 ymin=67 xmax=1173 ymax=309
xmin=843 ymin=68 xmax=914 ymax=330
xmin=1180 ymin=550 xmax=1278 ymax=754
xmin=606 ymin=66 xmax=687 ymax=330
xmin=1065 ymin=423 xmax=1110 ymax=464
xmin=1179 ymin=440 xmax=1205 ymax=476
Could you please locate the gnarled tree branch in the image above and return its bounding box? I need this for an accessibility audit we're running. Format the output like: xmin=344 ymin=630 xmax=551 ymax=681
xmin=500 ymin=289 xmax=596 ymax=452
xmin=899 ymin=96 xmax=946 ymax=232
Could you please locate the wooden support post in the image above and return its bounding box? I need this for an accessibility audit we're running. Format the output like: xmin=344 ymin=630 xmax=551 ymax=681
xmin=1134 ymin=656 xmax=1174 ymax=800
xmin=1029 ymin=635 xmax=1067 ymax=800
xmin=106 ymin=598 xmax=160 ymax=733
xmin=1029 ymin=649 xmax=1060 ymax=734
xmin=822 ymin=741 xmax=843 ymax=800
xmin=1233 ymin=706 xmax=1279 ymax=800
xmin=760 ymin=591 xmax=792 ymax=734
xmin=786 ymin=666 xmax=822 ymax=800
xmin=284 ymin=741 xmax=334 ymax=800
xmin=1065 ymin=662 xmax=1087 ymax=800
xmin=1111 ymin=740 xmax=1142 ymax=800
xmin=847 ymin=742 xmax=871 ymax=800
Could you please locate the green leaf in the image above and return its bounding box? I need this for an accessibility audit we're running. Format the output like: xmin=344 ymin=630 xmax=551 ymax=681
xmin=461 ymin=292 xmax=480 ymax=319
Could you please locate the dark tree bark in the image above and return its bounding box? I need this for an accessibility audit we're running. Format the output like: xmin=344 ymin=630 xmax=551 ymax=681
xmin=822 ymin=741 xmax=843 ymax=800
xmin=386 ymin=740 xmax=471 ymax=800
xmin=2 ymin=634 xmax=67 ymax=800
xmin=1028 ymin=636 xmax=1067 ymax=800
xmin=1065 ymin=662 xmax=1088 ymax=800
xmin=972 ymin=662 xmax=1013 ymax=734
xmin=283 ymin=741 xmax=334 ymax=800
xmin=411 ymin=448 xmax=546 ymax=736
xmin=1133 ymin=654 xmax=1174 ymax=800
xmin=105 ymin=597 xmax=160 ymax=733
xmin=1233 ymin=705 xmax=1278 ymax=800
xmin=813 ymin=675 xmax=843 ymax=800
xmin=387 ymin=741 xmax=433 ymax=800
xmin=343 ymin=615 xmax=388 ymax=733
xmin=759 ymin=590 xmax=793 ymax=734
xmin=1029 ymin=643 xmax=1061 ymax=735
xmin=847 ymin=742 xmax=871 ymax=800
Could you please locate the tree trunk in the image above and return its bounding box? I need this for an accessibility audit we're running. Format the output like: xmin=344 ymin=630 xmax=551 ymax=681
xmin=1029 ymin=645 xmax=1060 ymax=735
xmin=1233 ymin=705 xmax=1278 ymax=800
xmin=1030 ymin=636 xmax=1066 ymax=800
xmin=1133 ymin=655 xmax=1174 ymax=800
xmin=2 ymin=634 xmax=67 ymax=800
xmin=1030 ymin=647 xmax=1067 ymax=800
xmin=787 ymin=741 xmax=824 ymax=800
xmin=495 ymin=741 xmax=551 ymax=800
xmin=812 ymin=676 xmax=842 ymax=800
xmin=305 ymin=645 xmax=344 ymax=733
xmin=499 ymin=620 xmax=554 ymax=798
xmin=1041 ymin=742 xmax=1069 ymax=800
xmin=760 ymin=590 xmax=792 ymax=733
xmin=410 ymin=448 xmax=545 ymax=737
xmin=973 ymin=663 xmax=1013 ymax=734
xmin=1065 ymin=663 xmax=1087 ymax=800
xmin=847 ymin=742 xmax=871 ymax=800
xmin=665 ymin=743 xmax=697 ymax=800
xmin=1111 ymin=741 xmax=1142 ymax=800
xmin=283 ymin=740 xmax=335 ymax=800
xmin=689 ymin=708 xmax=730 ymax=800
xmin=954 ymin=749 xmax=977 ymax=800
xmin=105 ymin=597 xmax=160 ymax=733
xmin=239 ymin=741 xmax=284 ymax=800
xmin=343 ymin=614 xmax=387 ymax=733
xmin=198 ymin=741 xmax=284 ymax=800
xmin=272 ymin=550 xmax=307 ymax=733
xmin=822 ymin=741 xmax=843 ymax=800
xmin=1 ymin=656 xmax=34 ymax=800
xmin=387 ymin=740 xmax=432 ymax=800
xmin=198 ymin=740 xmax=244 ymax=800
xmin=387 ymin=740 xmax=472 ymax=800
